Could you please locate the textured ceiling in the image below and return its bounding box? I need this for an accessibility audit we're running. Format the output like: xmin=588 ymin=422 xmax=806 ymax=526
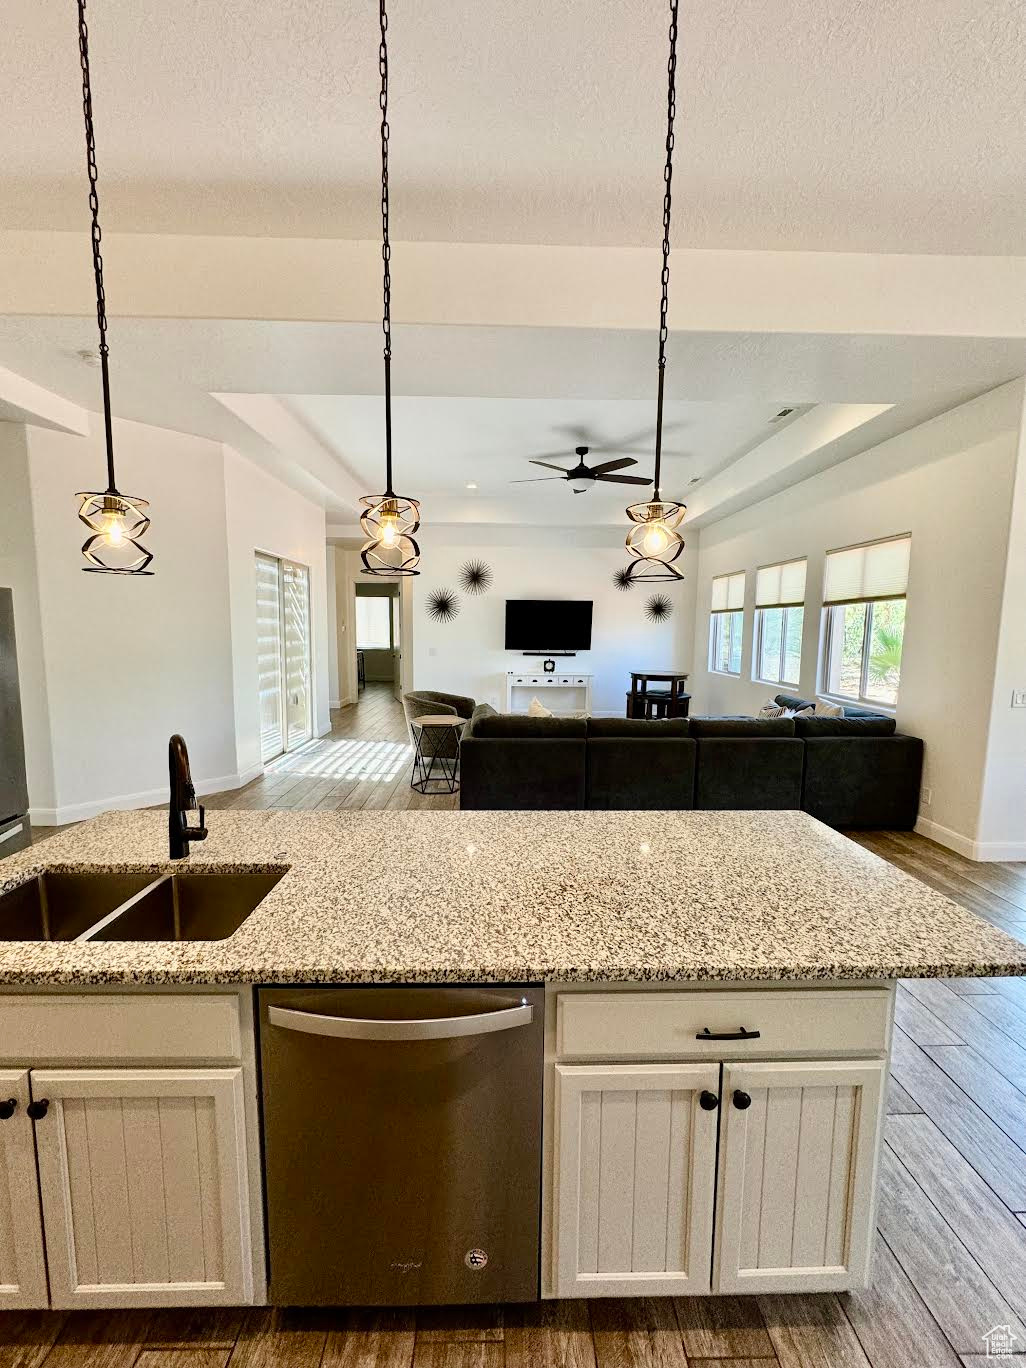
xmin=2 ymin=0 xmax=1024 ymax=251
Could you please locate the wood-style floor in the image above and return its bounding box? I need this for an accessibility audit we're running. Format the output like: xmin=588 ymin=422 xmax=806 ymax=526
xmin=6 ymin=684 xmax=1026 ymax=1367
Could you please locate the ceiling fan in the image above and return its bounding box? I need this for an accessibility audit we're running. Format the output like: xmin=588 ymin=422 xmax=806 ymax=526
xmin=511 ymin=446 xmax=655 ymax=495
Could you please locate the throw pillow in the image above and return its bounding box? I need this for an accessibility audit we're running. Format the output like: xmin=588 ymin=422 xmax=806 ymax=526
xmin=815 ymin=699 xmax=844 ymax=718
xmin=759 ymin=701 xmax=787 ymax=718
xmin=527 ymin=696 xmax=553 ymax=718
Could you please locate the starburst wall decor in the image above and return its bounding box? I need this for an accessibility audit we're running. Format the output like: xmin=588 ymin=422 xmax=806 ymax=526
xmin=426 ymin=588 xmax=461 ymax=623
xmin=645 ymin=594 xmax=672 ymax=623
xmin=459 ymin=560 xmax=493 ymax=595
xmin=613 ymin=567 xmax=635 ymax=592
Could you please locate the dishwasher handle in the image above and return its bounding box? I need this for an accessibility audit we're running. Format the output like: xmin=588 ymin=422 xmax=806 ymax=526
xmin=267 ymin=999 xmax=533 ymax=1042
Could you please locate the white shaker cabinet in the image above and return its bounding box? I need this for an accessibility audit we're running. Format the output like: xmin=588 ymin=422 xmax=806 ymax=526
xmin=32 ymin=1067 xmax=253 ymax=1309
xmin=715 ymin=1060 xmax=884 ymax=1293
xmin=553 ymin=1062 xmax=719 ymax=1297
xmin=0 ymin=1070 xmax=49 ymax=1309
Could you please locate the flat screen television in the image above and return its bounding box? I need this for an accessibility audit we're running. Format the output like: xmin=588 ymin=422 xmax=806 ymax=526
xmin=504 ymin=599 xmax=593 ymax=652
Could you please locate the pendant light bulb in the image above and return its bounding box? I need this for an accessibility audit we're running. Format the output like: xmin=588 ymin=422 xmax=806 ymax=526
xmin=642 ymin=520 xmax=670 ymax=557
xmin=100 ymin=500 xmax=127 ymax=546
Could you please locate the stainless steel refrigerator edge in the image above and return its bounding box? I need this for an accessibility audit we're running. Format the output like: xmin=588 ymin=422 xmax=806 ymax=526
xmin=0 ymin=589 xmax=31 ymax=856
xmin=258 ymin=985 xmax=544 ymax=1306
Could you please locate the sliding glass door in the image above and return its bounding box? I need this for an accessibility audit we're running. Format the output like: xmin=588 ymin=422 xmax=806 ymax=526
xmin=256 ymin=553 xmax=312 ymax=763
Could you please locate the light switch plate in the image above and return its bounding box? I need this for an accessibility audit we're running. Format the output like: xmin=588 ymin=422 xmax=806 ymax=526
xmin=920 ymin=787 xmax=932 ymax=807
xmin=1013 ymin=689 xmax=1026 ymax=708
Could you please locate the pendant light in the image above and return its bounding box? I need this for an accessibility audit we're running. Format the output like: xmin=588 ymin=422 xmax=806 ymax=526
xmin=623 ymin=0 xmax=685 ymax=584
xmin=74 ymin=0 xmax=153 ymax=575
xmin=360 ymin=0 xmax=422 ymax=576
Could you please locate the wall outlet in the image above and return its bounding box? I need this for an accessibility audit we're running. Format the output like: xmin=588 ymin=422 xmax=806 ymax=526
xmin=920 ymin=786 xmax=932 ymax=807
xmin=1012 ymin=689 xmax=1026 ymax=708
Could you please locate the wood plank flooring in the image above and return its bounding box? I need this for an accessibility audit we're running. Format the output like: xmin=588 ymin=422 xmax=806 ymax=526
xmin=6 ymin=688 xmax=1026 ymax=1365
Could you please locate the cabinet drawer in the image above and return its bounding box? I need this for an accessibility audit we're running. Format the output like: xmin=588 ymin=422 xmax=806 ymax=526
xmin=556 ymin=989 xmax=891 ymax=1061
xmin=0 ymin=994 xmax=242 ymax=1063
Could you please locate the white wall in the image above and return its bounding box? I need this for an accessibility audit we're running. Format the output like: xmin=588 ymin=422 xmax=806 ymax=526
xmin=412 ymin=528 xmax=695 ymax=715
xmin=0 ymin=423 xmax=56 ymax=812
xmin=24 ymin=414 xmax=238 ymax=822
xmin=977 ymin=384 xmax=1026 ymax=857
xmin=223 ymin=446 xmax=330 ymax=783
xmin=326 ymin=544 xmax=340 ymax=708
xmin=689 ymin=381 xmax=1026 ymax=855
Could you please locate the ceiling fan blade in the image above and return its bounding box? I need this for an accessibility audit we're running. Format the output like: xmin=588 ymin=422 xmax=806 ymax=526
xmin=528 ymin=460 xmax=572 ymax=472
xmin=589 ymin=457 xmax=637 ymax=474
xmin=593 ymin=473 xmax=654 ymax=485
xmin=509 ymin=476 xmax=567 ymax=484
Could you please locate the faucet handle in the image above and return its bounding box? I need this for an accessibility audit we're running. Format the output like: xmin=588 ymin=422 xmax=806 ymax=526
xmin=188 ymin=804 xmax=208 ymax=841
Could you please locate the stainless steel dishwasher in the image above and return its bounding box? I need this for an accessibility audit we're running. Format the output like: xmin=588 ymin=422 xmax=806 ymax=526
xmin=258 ymin=985 xmax=544 ymax=1306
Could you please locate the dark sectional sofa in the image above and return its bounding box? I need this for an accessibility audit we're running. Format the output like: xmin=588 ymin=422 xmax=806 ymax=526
xmin=459 ymin=693 xmax=923 ymax=829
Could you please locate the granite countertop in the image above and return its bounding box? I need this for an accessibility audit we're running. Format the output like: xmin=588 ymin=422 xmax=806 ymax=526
xmin=1 ymin=809 xmax=1024 ymax=986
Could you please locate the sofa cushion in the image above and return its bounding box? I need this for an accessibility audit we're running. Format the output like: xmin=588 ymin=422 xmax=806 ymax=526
xmin=775 ymin=692 xmax=813 ymax=713
xmin=691 ymin=717 xmax=796 ymax=737
xmin=587 ymin=737 xmax=696 ymax=809
xmin=694 ymin=737 xmax=805 ymax=810
xmin=801 ymin=735 xmax=923 ymax=828
xmin=794 ymin=716 xmax=896 ymax=737
xmin=588 ymin=717 xmax=689 ymax=738
xmin=469 ymin=711 xmax=587 ymax=739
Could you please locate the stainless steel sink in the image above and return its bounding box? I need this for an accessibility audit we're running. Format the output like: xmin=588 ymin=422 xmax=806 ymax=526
xmin=89 ymin=870 xmax=284 ymax=942
xmin=0 ymin=871 xmax=157 ymax=941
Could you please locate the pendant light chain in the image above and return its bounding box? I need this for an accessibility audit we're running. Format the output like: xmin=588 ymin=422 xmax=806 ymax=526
xmin=653 ymin=0 xmax=679 ymax=501
xmin=378 ymin=0 xmax=394 ymax=496
xmin=358 ymin=0 xmax=422 ymax=575
xmin=77 ymin=0 xmax=116 ymax=494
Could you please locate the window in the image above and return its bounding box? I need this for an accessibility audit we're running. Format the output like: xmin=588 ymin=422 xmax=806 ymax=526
xmin=356 ymin=595 xmax=393 ymax=650
xmin=821 ymin=535 xmax=910 ymax=708
xmin=709 ymin=571 xmax=745 ymax=675
xmin=754 ymin=559 xmax=806 ymax=687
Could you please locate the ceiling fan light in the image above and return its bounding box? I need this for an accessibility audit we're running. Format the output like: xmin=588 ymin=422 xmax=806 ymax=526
xmin=570 ymin=475 xmax=594 ymax=493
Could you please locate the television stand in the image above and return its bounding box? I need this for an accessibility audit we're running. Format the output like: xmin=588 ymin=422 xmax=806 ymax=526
xmin=506 ymin=670 xmax=592 ymax=716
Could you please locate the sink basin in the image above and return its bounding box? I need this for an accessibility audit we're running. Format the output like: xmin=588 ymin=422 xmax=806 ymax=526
xmin=89 ymin=870 xmax=284 ymax=942
xmin=0 ymin=871 xmax=157 ymax=941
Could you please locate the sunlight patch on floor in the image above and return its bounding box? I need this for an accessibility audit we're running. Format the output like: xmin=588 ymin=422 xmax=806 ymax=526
xmin=268 ymin=737 xmax=411 ymax=782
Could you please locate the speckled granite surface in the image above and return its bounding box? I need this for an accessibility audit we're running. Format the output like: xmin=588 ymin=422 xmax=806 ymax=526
xmin=1 ymin=809 xmax=1024 ymax=986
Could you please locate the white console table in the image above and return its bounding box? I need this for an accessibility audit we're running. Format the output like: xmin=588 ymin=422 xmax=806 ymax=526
xmin=506 ymin=670 xmax=592 ymax=715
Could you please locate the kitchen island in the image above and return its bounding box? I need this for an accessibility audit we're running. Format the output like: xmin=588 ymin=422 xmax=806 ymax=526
xmin=0 ymin=809 xmax=1023 ymax=1311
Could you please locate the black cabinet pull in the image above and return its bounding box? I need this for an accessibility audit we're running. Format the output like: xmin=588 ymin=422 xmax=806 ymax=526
xmin=696 ymin=1027 xmax=761 ymax=1041
xmin=698 ymin=1090 xmax=719 ymax=1111
xmin=27 ymin=1099 xmax=49 ymax=1121
xmin=0 ymin=1098 xmax=16 ymax=1120
xmin=733 ymin=1089 xmax=752 ymax=1110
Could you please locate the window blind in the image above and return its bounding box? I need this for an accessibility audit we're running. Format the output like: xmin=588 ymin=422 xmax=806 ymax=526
xmin=256 ymin=553 xmax=284 ymax=764
xmin=756 ymin=558 xmax=807 ymax=608
xmin=711 ymin=571 xmax=745 ymax=612
xmin=823 ymin=535 xmax=910 ymax=605
xmin=356 ymin=596 xmax=391 ymax=650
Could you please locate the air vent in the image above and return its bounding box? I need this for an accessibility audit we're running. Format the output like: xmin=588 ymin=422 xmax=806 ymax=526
xmin=770 ymin=407 xmax=796 ymax=422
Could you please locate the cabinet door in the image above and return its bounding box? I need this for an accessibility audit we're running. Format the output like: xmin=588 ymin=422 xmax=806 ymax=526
xmin=715 ymin=1059 xmax=884 ymax=1294
xmin=32 ymin=1068 xmax=253 ymax=1309
xmin=0 ymin=1070 xmax=48 ymax=1308
xmin=553 ymin=1062 xmax=719 ymax=1297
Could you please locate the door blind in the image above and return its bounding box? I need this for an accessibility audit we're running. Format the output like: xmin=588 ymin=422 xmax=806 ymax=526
xmin=256 ymin=554 xmax=285 ymax=763
xmin=283 ymin=561 xmax=312 ymax=750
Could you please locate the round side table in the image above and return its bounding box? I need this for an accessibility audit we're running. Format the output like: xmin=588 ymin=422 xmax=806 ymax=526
xmin=410 ymin=715 xmax=463 ymax=795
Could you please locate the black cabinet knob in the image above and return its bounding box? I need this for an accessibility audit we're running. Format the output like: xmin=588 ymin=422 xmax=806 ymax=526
xmin=27 ymin=1099 xmax=49 ymax=1121
xmin=699 ymin=1090 xmax=719 ymax=1111
xmin=732 ymin=1089 xmax=752 ymax=1110
xmin=0 ymin=1098 xmax=16 ymax=1120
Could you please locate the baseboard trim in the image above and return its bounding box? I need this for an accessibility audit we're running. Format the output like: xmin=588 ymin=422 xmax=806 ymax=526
xmin=914 ymin=815 xmax=1026 ymax=863
xmin=30 ymin=769 xmax=254 ymax=827
xmin=329 ymin=698 xmax=343 ymax=710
